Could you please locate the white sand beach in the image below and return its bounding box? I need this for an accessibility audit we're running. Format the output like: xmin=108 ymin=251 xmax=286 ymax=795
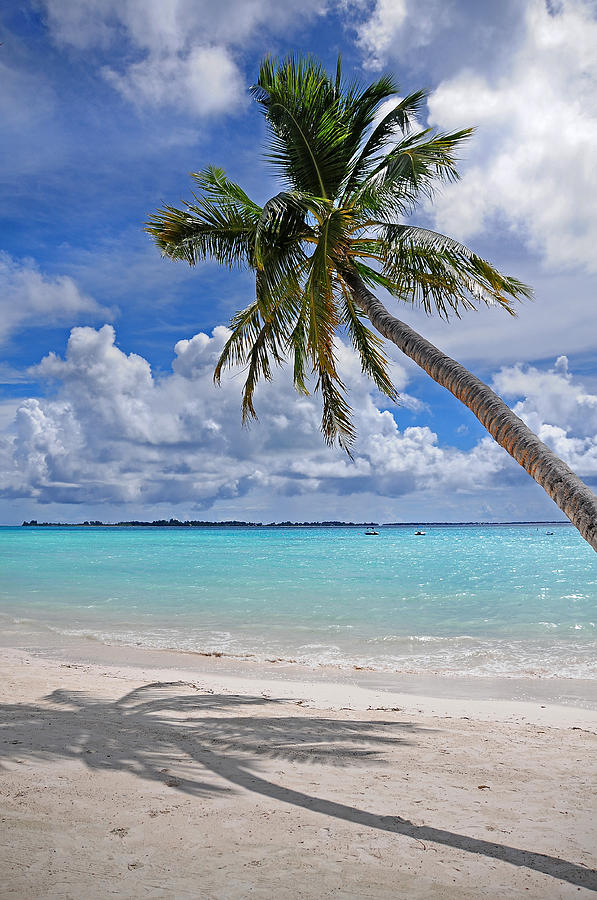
xmin=1 ymin=644 xmax=596 ymax=899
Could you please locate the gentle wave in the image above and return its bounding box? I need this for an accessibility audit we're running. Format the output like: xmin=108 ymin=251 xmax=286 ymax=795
xmin=17 ymin=619 xmax=596 ymax=680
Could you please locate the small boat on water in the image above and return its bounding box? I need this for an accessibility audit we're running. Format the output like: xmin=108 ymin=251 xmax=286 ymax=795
xmin=414 ymin=530 xmax=426 ymax=535
xmin=364 ymin=528 xmax=379 ymax=535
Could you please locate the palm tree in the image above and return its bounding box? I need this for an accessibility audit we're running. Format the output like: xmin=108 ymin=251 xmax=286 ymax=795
xmin=147 ymin=55 xmax=597 ymax=551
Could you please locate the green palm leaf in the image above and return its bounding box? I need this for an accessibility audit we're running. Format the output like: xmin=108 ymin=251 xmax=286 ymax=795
xmin=342 ymin=89 xmax=427 ymax=201
xmin=376 ymin=225 xmax=532 ymax=316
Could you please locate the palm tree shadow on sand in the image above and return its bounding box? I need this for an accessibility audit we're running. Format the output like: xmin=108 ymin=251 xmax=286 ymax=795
xmin=1 ymin=680 xmax=595 ymax=891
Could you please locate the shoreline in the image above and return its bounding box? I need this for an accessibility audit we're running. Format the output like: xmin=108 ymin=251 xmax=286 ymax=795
xmin=2 ymin=629 xmax=596 ymax=727
xmin=1 ymin=640 xmax=596 ymax=897
xmin=2 ymin=613 xmax=597 ymax=711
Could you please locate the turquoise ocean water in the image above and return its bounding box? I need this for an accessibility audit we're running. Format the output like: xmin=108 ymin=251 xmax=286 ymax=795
xmin=1 ymin=525 xmax=595 ymax=679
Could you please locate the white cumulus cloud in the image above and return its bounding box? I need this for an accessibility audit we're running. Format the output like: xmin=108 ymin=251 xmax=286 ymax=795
xmin=41 ymin=0 xmax=327 ymax=115
xmin=427 ymin=0 xmax=597 ymax=272
xmin=351 ymin=0 xmax=451 ymax=69
xmin=102 ymin=45 xmax=244 ymax=116
xmin=0 ymin=252 xmax=112 ymax=344
xmin=492 ymin=355 xmax=597 ymax=476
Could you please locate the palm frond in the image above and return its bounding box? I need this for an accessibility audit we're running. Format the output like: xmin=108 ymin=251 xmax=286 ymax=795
xmin=350 ymin=128 xmax=473 ymax=216
xmin=304 ymin=223 xmax=339 ymax=374
xmin=254 ymin=190 xmax=317 ymax=268
xmin=213 ymin=300 xmax=289 ymax=423
xmin=146 ymin=168 xmax=262 ymax=268
xmin=192 ymin=166 xmax=262 ymax=213
xmin=339 ymin=280 xmax=399 ymax=403
xmin=289 ymin=301 xmax=310 ymax=395
xmin=338 ymin=73 xmax=401 ymax=171
xmin=240 ymin=316 xmax=287 ymax=422
xmin=252 ymin=55 xmax=365 ymax=199
xmin=377 ymin=225 xmax=533 ymax=316
xmin=214 ymin=301 xmax=262 ymax=383
xmin=349 ymin=257 xmax=403 ymax=296
xmin=343 ymin=89 xmax=427 ymax=201
xmin=316 ymin=366 xmax=356 ymax=451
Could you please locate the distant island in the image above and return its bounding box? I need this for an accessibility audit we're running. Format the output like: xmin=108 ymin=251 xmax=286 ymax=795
xmin=21 ymin=518 xmax=379 ymax=528
xmin=21 ymin=519 xmax=570 ymax=528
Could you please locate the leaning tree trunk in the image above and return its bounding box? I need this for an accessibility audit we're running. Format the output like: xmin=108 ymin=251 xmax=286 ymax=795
xmin=343 ymin=270 xmax=597 ymax=552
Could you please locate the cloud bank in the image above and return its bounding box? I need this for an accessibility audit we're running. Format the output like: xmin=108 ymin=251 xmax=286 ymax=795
xmin=2 ymin=325 xmax=595 ymax=517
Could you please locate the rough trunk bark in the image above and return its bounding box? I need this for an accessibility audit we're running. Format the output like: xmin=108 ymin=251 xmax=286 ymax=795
xmin=343 ymin=269 xmax=597 ymax=552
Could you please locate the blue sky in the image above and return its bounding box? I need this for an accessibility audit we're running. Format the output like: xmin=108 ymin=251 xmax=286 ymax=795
xmin=1 ymin=0 xmax=596 ymax=524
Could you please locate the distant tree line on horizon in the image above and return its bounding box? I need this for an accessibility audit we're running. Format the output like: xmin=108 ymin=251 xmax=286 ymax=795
xmin=21 ymin=519 xmax=569 ymax=528
xmin=21 ymin=519 xmax=378 ymax=527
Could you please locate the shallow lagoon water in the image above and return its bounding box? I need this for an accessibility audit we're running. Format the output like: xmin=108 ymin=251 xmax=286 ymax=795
xmin=1 ymin=524 xmax=595 ymax=680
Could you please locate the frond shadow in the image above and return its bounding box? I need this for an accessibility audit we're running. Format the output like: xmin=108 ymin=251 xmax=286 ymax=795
xmin=1 ymin=680 xmax=595 ymax=892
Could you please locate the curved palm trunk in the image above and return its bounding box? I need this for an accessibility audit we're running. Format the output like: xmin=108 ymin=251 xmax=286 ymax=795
xmin=343 ymin=270 xmax=597 ymax=551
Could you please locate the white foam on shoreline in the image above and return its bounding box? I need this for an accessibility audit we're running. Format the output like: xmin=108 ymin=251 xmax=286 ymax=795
xmin=2 ymin=615 xmax=597 ymax=713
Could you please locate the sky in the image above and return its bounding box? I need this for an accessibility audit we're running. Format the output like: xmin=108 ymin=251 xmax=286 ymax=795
xmin=1 ymin=0 xmax=596 ymax=524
